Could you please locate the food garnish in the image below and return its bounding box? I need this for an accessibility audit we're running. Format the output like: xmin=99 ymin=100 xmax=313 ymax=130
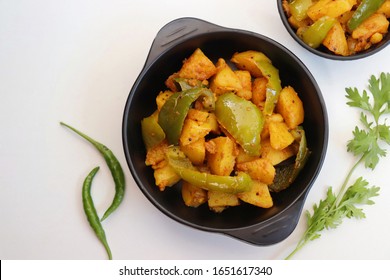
xmin=285 ymin=72 xmax=389 ymax=259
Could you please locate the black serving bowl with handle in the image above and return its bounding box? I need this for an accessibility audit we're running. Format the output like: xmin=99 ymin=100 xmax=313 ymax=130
xmin=277 ymin=0 xmax=390 ymax=60
xmin=122 ymin=17 xmax=328 ymax=245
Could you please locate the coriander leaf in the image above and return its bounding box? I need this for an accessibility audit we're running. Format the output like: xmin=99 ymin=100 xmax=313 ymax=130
xmin=345 ymin=87 xmax=371 ymax=111
xmin=346 ymin=73 xmax=390 ymax=169
xmin=378 ymin=124 xmax=390 ymax=144
xmin=359 ymin=112 xmax=372 ymax=130
xmin=340 ymin=177 xmax=380 ymax=211
xmin=285 ymin=73 xmax=388 ymax=260
xmin=369 ymin=73 xmax=390 ymax=117
xmin=347 ymin=126 xmax=372 ymax=156
xmin=364 ymin=140 xmax=386 ymax=169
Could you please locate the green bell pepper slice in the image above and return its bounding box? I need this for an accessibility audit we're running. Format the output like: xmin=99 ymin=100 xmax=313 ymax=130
xmin=215 ymin=92 xmax=264 ymax=156
xmin=141 ymin=111 xmax=166 ymax=150
xmin=158 ymin=87 xmax=215 ymax=145
xmin=174 ymin=77 xmax=204 ymax=91
xmin=301 ymin=16 xmax=337 ymax=48
xmin=166 ymin=146 xmax=252 ymax=194
xmin=269 ymin=126 xmax=311 ymax=192
xmin=348 ymin=0 xmax=385 ymax=31
xmin=258 ymin=60 xmax=283 ymax=116
xmin=289 ymin=0 xmax=313 ymax=21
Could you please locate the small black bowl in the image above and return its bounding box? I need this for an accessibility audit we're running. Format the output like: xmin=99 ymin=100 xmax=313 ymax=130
xmin=277 ymin=0 xmax=390 ymax=60
xmin=122 ymin=17 xmax=328 ymax=245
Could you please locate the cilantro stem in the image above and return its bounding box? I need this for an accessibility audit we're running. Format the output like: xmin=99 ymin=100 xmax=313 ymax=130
xmin=284 ymin=73 xmax=388 ymax=260
xmin=334 ymin=154 xmax=366 ymax=207
xmin=285 ymin=237 xmax=309 ymax=260
xmin=285 ymin=154 xmax=366 ymax=260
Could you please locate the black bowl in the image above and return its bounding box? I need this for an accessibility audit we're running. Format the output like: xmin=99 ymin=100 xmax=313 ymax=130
xmin=277 ymin=0 xmax=390 ymax=60
xmin=122 ymin=17 xmax=328 ymax=245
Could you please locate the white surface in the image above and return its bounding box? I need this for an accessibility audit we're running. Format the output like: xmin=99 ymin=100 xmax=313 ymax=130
xmin=1 ymin=0 xmax=389 ymax=260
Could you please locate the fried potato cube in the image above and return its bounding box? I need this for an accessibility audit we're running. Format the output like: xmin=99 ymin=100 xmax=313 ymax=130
xmin=260 ymin=138 xmax=295 ymax=165
xmin=205 ymin=136 xmax=237 ymax=176
xmin=236 ymin=146 xmax=259 ymax=164
xmin=154 ymin=162 xmax=181 ymax=191
xmin=208 ymin=190 xmax=240 ymax=212
xmin=251 ymin=77 xmax=268 ymax=107
xmin=261 ymin=113 xmax=284 ymax=139
xmin=236 ymin=158 xmax=275 ymax=185
xmin=187 ymin=108 xmax=209 ymax=122
xmin=145 ymin=140 xmax=168 ymax=166
xmin=237 ymin=180 xmax=273 ymax=208
xmin=231 ymin=50 xmax=271 ymax=78
xmin=181 ymin=181 xmax=207 ymax=207
xmin=210 ymin=58 xmax=243 ymax=95
xmin=370 ymin=32 xmax=384 ymax=44
xmin=205 ymin=112 xmax=220 ymax=134
xmin=269 ymin=121 xmax=295 ymax=150
xmin=178 ymin=48 xmax=217 ymax=81
xmin=378 ymin=0 xmax=390 ymax=18
xmin=156 ymin=90 xmax=174 ymax=111
xmin=307 ymin=0 xmax=356 ymax=21
xmin=276 ymin=86 xmax=304 ymax=129
xmin=235 ymin=70 xmax=252 ymax=100
xmin=180 ymin=118 xmax=212 ymax=146
xmin=180 ymin=137 xmax=206 ymax=165
xmin=352 ymin=13 xmax=389 ymax=41
xmin=323 ymin=21 xmax=349 ymax=56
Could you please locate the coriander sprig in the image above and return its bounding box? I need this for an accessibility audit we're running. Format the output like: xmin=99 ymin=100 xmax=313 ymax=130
xmin=285 ymin=72 xmax=389 ymax=260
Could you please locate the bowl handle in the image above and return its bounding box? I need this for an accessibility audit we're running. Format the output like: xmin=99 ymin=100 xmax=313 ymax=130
xmin=225 ymin=195 xmax=307 ymax=246
xmin=144 ymin=17 xmax=226 ymax=68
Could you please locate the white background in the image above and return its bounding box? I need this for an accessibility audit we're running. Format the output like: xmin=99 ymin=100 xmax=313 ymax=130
xmin=1 ymin=0 xmax=389 ymax=260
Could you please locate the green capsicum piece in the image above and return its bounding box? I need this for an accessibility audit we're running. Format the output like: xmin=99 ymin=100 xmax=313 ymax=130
xmin=141 ymin=111 xmax=166 ymax=150
xmin=174 ymin=77 xmax=204 ymax=91
xmin=158 ymin=87 xmax=215 ymax=145
xmin=289 ymin=0 xmax=313 ymax=21
xmin=166 ymin=146 xmax=252 ymax=194
xmin=215 ymin=92 xmax=264 ymax=156
xmin=348 ymin=0 xmax=385 ymax=31
xmin=231 ymin=51 xmax=282 ymax=115
xmin=301 ymin=16 xmax=337 ymax=48
xmin=258 ymin=60 xmax=283 ymax=116
xmin=269 ymin=126 xmax=311 ymax=192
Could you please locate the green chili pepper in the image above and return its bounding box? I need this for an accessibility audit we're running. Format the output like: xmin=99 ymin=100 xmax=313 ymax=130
xmin=348 ymin=0 xmax=385 ymax=31
xmin=301 ymin=16 xmax=337 ymax=48
xmin=141 ymin=111 xmax=166 ymax=150
xmin=60 ymin=122 xmax=125 ymax=221
xmin=158 ymin=87 xmax=215 ymax=145
xmin=289 ymin=0 xmax=313 ymax=21
xmin=215 ymin=92 xmax=264 ymax=156
xmin=82 ymin=166 xmax=112 ymax=260
xmin=269 ymin=127 xmax=311 ymax=192
xmin=166 ymin=146 xmax=252 ymax=194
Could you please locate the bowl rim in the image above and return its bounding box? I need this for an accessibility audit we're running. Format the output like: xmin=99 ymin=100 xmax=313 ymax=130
xmin=276 ymin=0 xmax=390 ymax=60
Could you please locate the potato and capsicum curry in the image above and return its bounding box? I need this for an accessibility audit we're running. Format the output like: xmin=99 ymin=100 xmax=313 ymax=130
xmin=141 ymin=48 xmax=309 ymax=213
xmin=282 ymin=0 xmax=390 ymax=56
